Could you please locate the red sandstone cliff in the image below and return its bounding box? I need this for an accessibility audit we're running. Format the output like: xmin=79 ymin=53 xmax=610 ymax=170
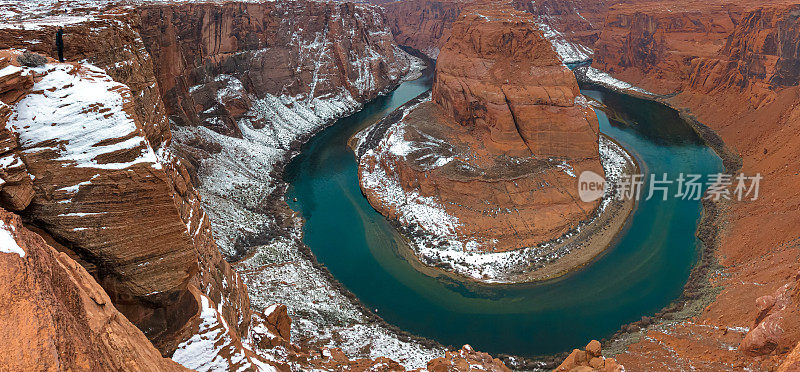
xmin=433 ymin=8 xmax=600 ymax=158
xmin=131 ymin=1 xmax=422 ymax=261
xmin=1 ymin=48 xmax=248 ymax=357
xmin=0 ymin=207 xmax=186 ymax=371
xmin=587 ymin=1 xmax=800 ymax=370
xmin=0 ymin=21 xmax=251 ymax=364
xmin=356 ymin=6 xmax=605 ymax=282
xmin=137 ymin=1 xmax=418 ymax=132
xmin=377 ymin=0 xmax=609 ymax=60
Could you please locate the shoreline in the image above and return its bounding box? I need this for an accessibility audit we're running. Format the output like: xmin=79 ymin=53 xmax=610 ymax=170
xmin=233 ymin=56 xmax=454 ymax=363
xmin=235 ymin=59 xmax=740 ymax=371
xmin=364 ymin=133 xmax=641 ymax=287
xmin=575 ymin=70 xmax=743 ymax=361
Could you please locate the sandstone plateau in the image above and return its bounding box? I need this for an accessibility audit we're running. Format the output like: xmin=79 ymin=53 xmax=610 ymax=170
xmin=355 ymin=5 xmax=615 ymax=283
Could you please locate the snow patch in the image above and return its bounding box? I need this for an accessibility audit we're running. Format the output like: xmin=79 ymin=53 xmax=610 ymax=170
xmin=0 ymin=220 xmax=24 ymax=258
xmin=581 ymin=67 xmax=653 ymax=95
xmin=9 ymin=64 xmax=160 ymax=170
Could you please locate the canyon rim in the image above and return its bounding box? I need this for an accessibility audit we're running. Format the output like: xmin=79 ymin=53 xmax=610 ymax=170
xmin=2 ymin=0 xmax=800 ymax=372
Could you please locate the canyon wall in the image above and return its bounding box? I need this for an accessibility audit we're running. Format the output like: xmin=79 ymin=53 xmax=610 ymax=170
xmin=377 ymin=0 xmax=609 ymax=61
xmin=380 ymin=0 xmax=469 ymax=58
xmin=589 ymin=1 xmax=800 ymax=370
xmin=0 ymin=48 xmax=251 ymax=362
xmin=135 ymin=1 xmax=421 ymax=260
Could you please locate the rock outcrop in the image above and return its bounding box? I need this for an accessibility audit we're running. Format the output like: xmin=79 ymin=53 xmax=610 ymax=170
xmin=426 ymin=345 xmax=511 ymax=372
xmin=740 ymin=271 xmax=800 ymax=356
xmin=0 ymin=207 xmax=186 ymax=371
xmin=555 ymin=340 xmax=624 ymax=372
xmin=0 ymin=52 xmax=249 ymax=356
xmin=356 ymin=6 xmax=606 ymax=282
xmin=432 ymin=8 xmax=600 ymax=159
xmin=0 ymin=54 xmax=34 ymax=211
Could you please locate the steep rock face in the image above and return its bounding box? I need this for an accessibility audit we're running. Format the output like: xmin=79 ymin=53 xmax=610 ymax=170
xmin=380 ymin=0 xmax=469 ymax=58
xmin=0 ymin=54 xmax=34 ymax=211
xmin=593 ymin=0 xmax=742 ymax=92
xmin=0 ymin=13 xmax=173 ymax=151
xmin=377 ymin=0 xmax=609 ymax=61
xmin=137 ymin=1 xmax=415 ymax=131
xmin=135 ymin=1 xmax=421 ymax=259
xmin=588 ymin=1 xmax=800 ymax=370
xmin=511 ymin=0 xmax=609 ymax=48
xmin=357 ymin=6 xmax=604 ymax=282
xmin=0 ymin=42 xmax=250 ymax=359
xmin=432 ymin=9 xmax=599 ymax=158
xmin=0 ymin=207 xmax=186 ymax=371
xmin=689 ymin=3 xmax=800 ymax=99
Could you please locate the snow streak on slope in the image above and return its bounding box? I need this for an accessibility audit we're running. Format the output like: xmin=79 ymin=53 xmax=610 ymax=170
xmin=536 ymin=16 xmax=594 ymax=64
xmin=179 ymin=13 xmax=425 ymax=258
xmin=173 ymin=294 xmax=277 ymax=372
xmin=9 ymin=64 xmax=160 ymax=171
xmin=0 ymin=220 xmax=24 ymax=257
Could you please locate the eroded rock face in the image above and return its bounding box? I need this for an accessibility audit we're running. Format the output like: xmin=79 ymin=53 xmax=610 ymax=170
xmin=377 ymin=0 xmax=609 ymax=61
xmin=0 ymin=54 xmax=34 ymax=211
xmin=592 ymin=0 xmax=743 ymax=93
xmin=137 ymin=1 xmax=417 ymax=132
xmin=433 ymin=8 xmax=599 ymax=158
xmin=0 ymin=14 xmax=173 ymax=151
xmin=0 ymin=207 xmax=186 ymax=371
xmin=380 ymin=0 xmax=470 ymax=58
xmin=740 ymin=272 xmax=800 ymax=356
xmin=0 ymin=44 xmax=250 ymax=358
xmin=134 ymin=0 xmax=421 ymax=259
xmin=587 ymin=1 xmax=800 ymax=370
xmin=427 ymin=344 xmax=511 ymax=372
xmin=357 ymin=6 xmax=604 ymax=279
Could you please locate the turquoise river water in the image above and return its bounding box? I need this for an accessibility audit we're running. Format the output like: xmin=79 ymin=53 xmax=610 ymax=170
xmin=283 ymin=71 xmax=723 ymax=357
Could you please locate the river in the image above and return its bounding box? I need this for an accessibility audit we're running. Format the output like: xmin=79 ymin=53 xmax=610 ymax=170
xmin=283 ymin=71 xmax=722 ymax=357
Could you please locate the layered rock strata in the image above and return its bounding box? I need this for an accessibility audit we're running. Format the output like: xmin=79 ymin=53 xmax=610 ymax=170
xmin=355 ymin=6 xmax=620 ymax=282
xmin=0 ymin=1 xmax=446 ymax=370
xmin=377 ymin=0 xmax=609 ymax=62
xmin=0 ymin=207 xmax=186 ymax=371
xmin=135 ymin=0 xmax=423 ymax=259
xmin=583 ymin=1 xmax=800 ymax=370
xmin=0 ymin=49 xmax=251 ymax=364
